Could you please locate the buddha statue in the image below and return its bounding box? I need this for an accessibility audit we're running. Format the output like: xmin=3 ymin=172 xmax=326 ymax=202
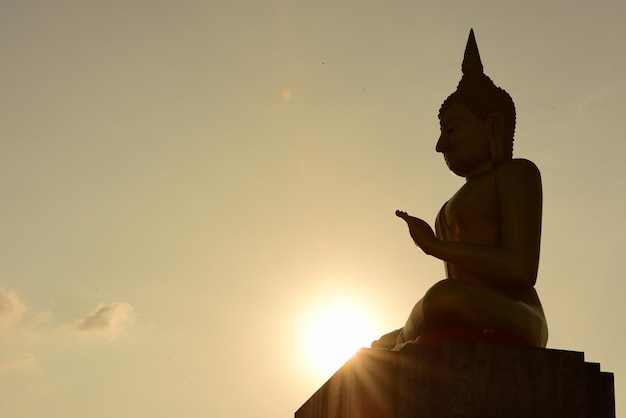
xmin=372 ymin=29 xmax=548 ymax=350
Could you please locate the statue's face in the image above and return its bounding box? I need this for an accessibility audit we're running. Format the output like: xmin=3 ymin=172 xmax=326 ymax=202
xmin=436 ymin=103 xmax=491 ymax=178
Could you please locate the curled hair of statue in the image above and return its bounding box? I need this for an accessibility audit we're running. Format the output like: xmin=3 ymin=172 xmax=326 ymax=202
xmin=439 ymin=29 xmax=516 ymax=159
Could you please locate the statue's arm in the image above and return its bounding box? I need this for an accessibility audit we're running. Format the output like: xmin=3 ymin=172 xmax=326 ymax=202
xmin=424 ymin=159 xmax=542 ymax=292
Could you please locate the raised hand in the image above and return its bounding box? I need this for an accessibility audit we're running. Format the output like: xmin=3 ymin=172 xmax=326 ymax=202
xmin=396 ymin=210 xmax=436 ymax=252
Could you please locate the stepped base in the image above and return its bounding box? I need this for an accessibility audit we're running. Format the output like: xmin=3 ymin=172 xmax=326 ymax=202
xmin=296 ymin=340 xmax=615 ymax=418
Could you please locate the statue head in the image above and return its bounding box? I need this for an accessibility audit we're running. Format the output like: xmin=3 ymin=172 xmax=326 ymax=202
xmin=438 ymin=30 xmax=516 ymax=162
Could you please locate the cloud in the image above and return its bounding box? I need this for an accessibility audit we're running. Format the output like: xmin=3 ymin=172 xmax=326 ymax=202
xmin=70 ymin=302 xmax=134 ymax=339
xmin=0 ymin=286 xmax=25 ymax=326
xmin=1 ymin=287 xmax=134 ymax=343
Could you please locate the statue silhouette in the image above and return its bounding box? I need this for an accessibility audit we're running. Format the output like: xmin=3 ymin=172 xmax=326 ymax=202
xmin=372 ymin=30 xmax=548 ymax=350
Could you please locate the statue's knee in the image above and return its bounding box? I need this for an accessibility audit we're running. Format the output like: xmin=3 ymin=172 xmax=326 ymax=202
xmin=423 ymin=280 xmax=462 ymax=319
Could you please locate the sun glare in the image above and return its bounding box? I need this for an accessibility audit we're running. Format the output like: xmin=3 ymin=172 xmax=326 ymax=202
xmin=303 ymin=301 xmax=377 ymax=377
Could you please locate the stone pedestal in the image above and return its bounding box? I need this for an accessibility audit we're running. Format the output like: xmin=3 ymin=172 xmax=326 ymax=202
xmin=295 ymin=340 xmax=615 ymax=418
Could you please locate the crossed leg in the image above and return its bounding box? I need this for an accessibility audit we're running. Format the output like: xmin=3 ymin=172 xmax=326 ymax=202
xmin=373 ymin=279 xmax=547 ymax=349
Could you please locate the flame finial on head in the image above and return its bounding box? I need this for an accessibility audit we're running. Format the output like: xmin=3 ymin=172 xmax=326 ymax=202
xmin=462 ymin=29 xmax=483 ymax=76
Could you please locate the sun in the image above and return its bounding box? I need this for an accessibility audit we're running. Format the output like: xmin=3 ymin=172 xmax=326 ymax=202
xmin=302 ymin=300 xmax=378 ymax=377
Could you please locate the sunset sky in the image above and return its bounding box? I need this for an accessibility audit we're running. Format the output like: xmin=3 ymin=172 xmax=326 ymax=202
xmin=1 ymin=1 xmax=625 ymax=417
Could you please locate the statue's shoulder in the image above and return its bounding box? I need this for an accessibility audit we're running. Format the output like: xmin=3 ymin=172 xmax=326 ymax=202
xmin=497 ymin=158 xmax=541 ymax=177
xmin=495 ymin=158 xmax=542 ymax=187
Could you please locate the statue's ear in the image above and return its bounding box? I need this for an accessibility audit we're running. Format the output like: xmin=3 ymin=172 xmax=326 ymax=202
xmin=486 ymin=113 xmax=505 ymax=163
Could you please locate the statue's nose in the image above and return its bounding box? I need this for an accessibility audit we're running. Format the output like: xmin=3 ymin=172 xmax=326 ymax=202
xmin=436 ymin=133 xmax=448 ymax=153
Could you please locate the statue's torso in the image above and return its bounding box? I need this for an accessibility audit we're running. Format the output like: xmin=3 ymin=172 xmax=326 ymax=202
xmin=435 ymin=166 xmax=544 ymax=311
xmin=439 ymin=171 xmax=499 ymax=248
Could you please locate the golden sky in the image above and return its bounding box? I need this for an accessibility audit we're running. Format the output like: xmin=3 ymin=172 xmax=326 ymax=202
xmin=1 ymin=1 xmax=625 ymax=417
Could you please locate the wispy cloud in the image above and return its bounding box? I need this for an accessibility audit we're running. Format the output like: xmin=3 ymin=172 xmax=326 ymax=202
xmin=0 ymin=286 xmax=25 ymax=326
xmin=2 ymin=286 xmax=135 ymax=343
xmin=70 ymin=302 xmax=134 ymax=340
